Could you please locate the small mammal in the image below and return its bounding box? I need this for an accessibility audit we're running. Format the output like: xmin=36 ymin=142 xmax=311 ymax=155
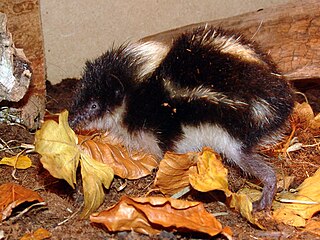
xmin=69 ymin=26 xmax=294 ymax=211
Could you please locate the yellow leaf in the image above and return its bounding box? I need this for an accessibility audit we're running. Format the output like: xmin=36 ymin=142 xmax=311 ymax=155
xmin=295 ymin=168 xmax=320 ymax=218
xmin=273 ymin=207 xmax=306 ymax=227
xmin=80 ymin=153 xmax=114 ymax=218
xmin=0 ymin=155 xmax=32 ymax=169
xmin=189 ymin=148 xmax=232 ymax=197
xmin=34 ymin=111 xmax=80 ymax=188
xmin=229 ymin=190 xmax=264 ymax=229
xmin=273 ymin=168 xmax=320 ymax=226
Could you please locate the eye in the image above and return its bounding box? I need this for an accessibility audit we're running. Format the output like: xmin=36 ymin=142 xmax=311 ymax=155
xmin=90 ymin=102 xmax=99 ymax=110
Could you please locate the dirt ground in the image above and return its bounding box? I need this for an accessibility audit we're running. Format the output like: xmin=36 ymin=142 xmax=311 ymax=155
xmin=0 ymin=78 xmax=319 ymax=240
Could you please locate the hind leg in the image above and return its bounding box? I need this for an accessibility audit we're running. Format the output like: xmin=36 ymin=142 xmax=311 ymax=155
xmin=235 ymin=152 xmax=277 ymax=211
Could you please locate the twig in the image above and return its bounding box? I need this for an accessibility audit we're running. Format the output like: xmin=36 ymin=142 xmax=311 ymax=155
xmin=279 ymin=198 xmax=319 ymax=205
xmin=254 ymin=230 xmax=292 ymax=239
xmin=283 ymin=123 xmax=297 ymax=159
xmin=171 ymin=186 xmax=191 ymax=199
xmin=32 ymin=180 xmax=60 ymax=191
xmin=0 ymin=137 xmax=15 ymax=155
xmin=7 ymin=202 xmax=47 ymax=223
xmin=212 ymin=212 xmax=229 ymax=217
xmin=57 ymin=204 xmax=82 ymax=226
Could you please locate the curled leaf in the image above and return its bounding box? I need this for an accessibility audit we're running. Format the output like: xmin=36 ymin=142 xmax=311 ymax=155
xmin=0 ymin=183 xmax=44 ymax=221
xmin=189 ymin=148 xmax=232 ymax=197
xmin=78 ymin=135 xmax=158 ymax=179
xmin=34 ymin=111 xmax=115 ymax=217
xmin=310 ymin=113 xmax=320 ymax=132
xmin=154 ymin=151 xmax=198 ymax=195
xmin=293 ymin=102 xmax=314 ymax=125
xmin=34 ymin=111 xmax=79 ymax=188
xmin=293 ymin=102 xmax=320 ymax=133
xmin=90 ymin=196 xmax=232 ymax=238
xmin=229 ymin=189 xmax=264 ymax=229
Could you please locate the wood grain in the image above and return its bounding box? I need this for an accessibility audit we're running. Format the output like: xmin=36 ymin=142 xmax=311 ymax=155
xmin=143 ymin=0 xmax=320 ymax=82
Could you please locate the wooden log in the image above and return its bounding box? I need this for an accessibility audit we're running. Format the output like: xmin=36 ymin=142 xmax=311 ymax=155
xmin=142 ymin=0 xmax=320 ymax=82
xmin=0 ymin=0 xmax=45 ymax=130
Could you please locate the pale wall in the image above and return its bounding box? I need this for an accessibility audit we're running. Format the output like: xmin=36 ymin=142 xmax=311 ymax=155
xmin=40 ymin=0 xmax=289 ymax=84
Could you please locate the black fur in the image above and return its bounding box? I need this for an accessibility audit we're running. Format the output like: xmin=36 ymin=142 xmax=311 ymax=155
xmin=69 ymin=26 xmax=294 ymax=211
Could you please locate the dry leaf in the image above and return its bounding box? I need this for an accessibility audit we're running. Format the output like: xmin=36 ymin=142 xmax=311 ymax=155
xmin=34 ymin=110 xmax=80 ymax=188
xmin=90 ymin=196 xmax=232 ymax=238
xmin=277 ymin=176 xmax=295 ymax=190
xmin=34 ymin=111 xmax=114 ymax=216
xmin=78 ymin=135 xmax=158 ymax=179
xmin=286 ymin=142 xmax=303 ymax=153
xmin=0 ymin=155 xmax=32 ymax=169
xmin=273 ymin=168 xmax=320 ymax=226
xmin=20 ymin=228 xmax=51 ymax=240
xmin=189 ymin=148 xmax=232 ymax=197
xmin=154 ymin=151 xmax=198 ymax=195
xmin=80 ymin=153 xmax=114 ymax=218
xmin=293 ymin=102 xmax=320 ymax=133
xmin=310 ymin=113 xmax=320 ymax=132
xmin=0 ymin=183 xmax=44 ymax=221
xmin=229 ymin=189 xmax=264 ymax=229
xmin=293 ymin=102 xmax=314 ymax=125
xmin=304 ymin=220 xmax=320 ymax=236
xmin=273 ymin=206 xmax=306 ymax=227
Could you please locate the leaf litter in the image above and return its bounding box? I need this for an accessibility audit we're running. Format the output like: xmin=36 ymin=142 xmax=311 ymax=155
xmin=0 ymin=78 xmax=319 ymax=239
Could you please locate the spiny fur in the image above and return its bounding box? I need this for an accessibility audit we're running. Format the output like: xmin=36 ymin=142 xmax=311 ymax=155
xmin=69 ymin=25 xmax=294 ymax=211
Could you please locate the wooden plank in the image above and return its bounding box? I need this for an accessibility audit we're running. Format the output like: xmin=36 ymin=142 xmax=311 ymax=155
xmin=143 ymin=0 xmax=320 ymax=82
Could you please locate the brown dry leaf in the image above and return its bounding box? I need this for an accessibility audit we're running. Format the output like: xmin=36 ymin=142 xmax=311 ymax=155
xmin=277 ymin=176 xmax=295 ymax=190
xmin=80 ymin=153 xmax=114 ymax=218
xmin=0 ymin=155 xmax=32 ymax=169
xmin=78 ymin=135 xmax=158 ymax=179
xmin=34 ymin=110 xmax=80 ymax=188
xmin=293 ymin=102 xmax=320 ymax=133
xmin=0 ymin=183 xmax=44 ymax=221
xmin=189 ymin=148 xmax=232 ymax=197
xmin=154 ymin=151 xmax=198 ymax=195
xmin=293 ymin=102 xmax=314 ymax=125
xmin=273 ymin=168 xmax=320 ymax=226
xmin=90 ymin=196 xmax=232 ymax=238
xmin=310 ymin=113 xmax=320 ymax=132
xmin=20 ymin=228 xmax=51 ymax=240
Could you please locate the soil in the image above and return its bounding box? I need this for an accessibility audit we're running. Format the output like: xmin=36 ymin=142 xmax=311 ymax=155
xmin=0 ymin=78 xmax=319 ymax=240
